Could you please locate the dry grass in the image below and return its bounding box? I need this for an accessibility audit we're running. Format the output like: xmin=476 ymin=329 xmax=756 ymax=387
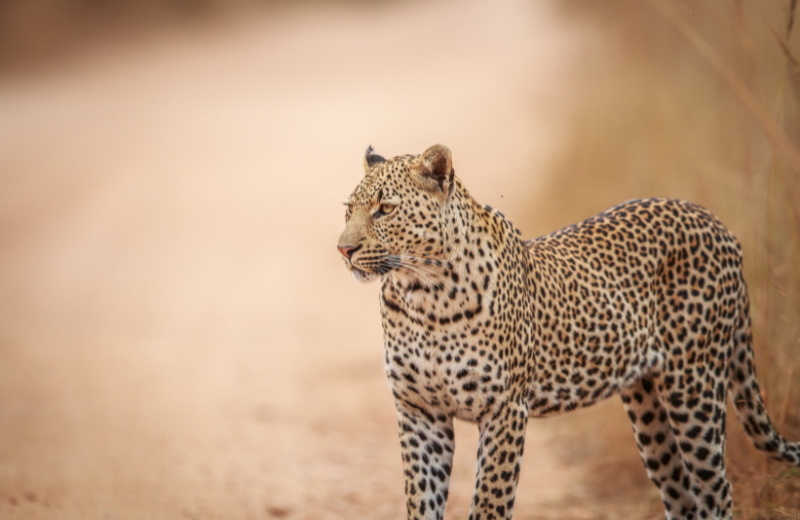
xmin=530 ymin=0 xmax=800 ymax=517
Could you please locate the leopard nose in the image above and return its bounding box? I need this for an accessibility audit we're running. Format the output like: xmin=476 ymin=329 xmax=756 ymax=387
xmin=337 ymin=245 xmax=357 ymax=259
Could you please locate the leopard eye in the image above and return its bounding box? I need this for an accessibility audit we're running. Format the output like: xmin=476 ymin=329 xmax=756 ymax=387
xmin=375 ymin=203 xmax=396 ymax=218
xmin=345 ymin=204 xmax=352 ymax=222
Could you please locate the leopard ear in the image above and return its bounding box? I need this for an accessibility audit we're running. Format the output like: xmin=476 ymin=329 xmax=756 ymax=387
xmin=363 ymin=145 xmax=385 ymax=175
xmin=414 ymin=144 xmax=454 ymax=197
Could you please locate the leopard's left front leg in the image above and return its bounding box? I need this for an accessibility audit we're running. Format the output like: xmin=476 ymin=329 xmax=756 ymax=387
xmin=469 ymin=398 xmax=528 ymax=520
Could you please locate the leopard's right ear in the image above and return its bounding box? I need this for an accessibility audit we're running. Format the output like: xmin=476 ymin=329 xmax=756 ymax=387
xmin=363 ymin=145 xmax=386 ymax=175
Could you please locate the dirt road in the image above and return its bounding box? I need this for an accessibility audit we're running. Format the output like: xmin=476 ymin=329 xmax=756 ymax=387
xmin=0 ymin=1 xmax=585 ymax=518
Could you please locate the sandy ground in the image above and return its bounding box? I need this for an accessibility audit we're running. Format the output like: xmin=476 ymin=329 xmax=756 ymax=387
xmin=0 ymin=1 xmax=588 ymax=518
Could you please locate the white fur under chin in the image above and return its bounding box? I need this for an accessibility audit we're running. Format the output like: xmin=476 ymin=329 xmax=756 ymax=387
xmin=352 ymin=268 xmax=380 ymax=283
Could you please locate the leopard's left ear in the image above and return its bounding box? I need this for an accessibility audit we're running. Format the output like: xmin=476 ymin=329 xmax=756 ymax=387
xmin=363 ymin=145 xmax=385 ymax=175
xmin=413 ymin=144 xmax=454 ymax=199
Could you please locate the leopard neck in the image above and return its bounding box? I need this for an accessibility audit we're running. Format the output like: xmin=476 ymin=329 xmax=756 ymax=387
xmin=381 ymin=179 xmax=527 ymax=330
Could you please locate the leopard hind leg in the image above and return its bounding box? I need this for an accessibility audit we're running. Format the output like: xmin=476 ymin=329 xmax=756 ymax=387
xmin=654 ymin=358 xmax=733 ymax=520
xmin=621 ymin=375 xmax=697 ymax=519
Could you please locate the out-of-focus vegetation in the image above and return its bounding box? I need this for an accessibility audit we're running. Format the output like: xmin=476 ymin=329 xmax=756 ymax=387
xmin=0 ymin=0 xmax=287 ymax=70
xmin=533 ymin=0 xmax=800 ymax=517
xmin=0 ymin=0 xmax=389 ymax=70
xmin=0 ymin=0 xmax=194 ymax=66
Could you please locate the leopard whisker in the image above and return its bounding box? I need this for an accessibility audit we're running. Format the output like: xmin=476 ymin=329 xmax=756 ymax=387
xmin=386 ymin=255 xmax=453 ymax=291
xmin=385 ymin=256 xmax=438 ymax=284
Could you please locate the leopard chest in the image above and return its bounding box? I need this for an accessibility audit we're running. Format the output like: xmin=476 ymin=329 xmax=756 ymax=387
xmin=381 ymin=312 xmax=507 ymax=423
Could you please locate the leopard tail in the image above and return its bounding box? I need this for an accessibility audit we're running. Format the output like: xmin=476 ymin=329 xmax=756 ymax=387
xmin=729 ymin=283 xmax=800 ymax=466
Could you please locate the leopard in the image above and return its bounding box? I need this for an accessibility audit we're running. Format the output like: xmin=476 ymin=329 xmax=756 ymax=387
xmin=336 ymin=144 xmax=800 ymax=520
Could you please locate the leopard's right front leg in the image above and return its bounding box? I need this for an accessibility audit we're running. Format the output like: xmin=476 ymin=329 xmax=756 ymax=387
xmin=396 ymin=402 xmax=456 ymax=520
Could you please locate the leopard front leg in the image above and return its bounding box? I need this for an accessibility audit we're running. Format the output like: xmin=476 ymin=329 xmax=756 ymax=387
xmin=396 ymin=403 xmax=456 ymax=520
xmin=469 ymin=399 xmax=528 ymax=520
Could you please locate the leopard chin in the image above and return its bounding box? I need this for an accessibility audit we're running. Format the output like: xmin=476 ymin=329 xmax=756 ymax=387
xmin=351 ymin=266 xmax=381 ymax=283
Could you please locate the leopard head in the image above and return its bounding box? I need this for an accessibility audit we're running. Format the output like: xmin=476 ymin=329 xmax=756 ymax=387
xmin=337 ymin=144 xmax=456 ymax=283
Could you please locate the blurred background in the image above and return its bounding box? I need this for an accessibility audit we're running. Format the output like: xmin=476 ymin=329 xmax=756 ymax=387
xmin=0 ymin=0 xmax=798 ymax=519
